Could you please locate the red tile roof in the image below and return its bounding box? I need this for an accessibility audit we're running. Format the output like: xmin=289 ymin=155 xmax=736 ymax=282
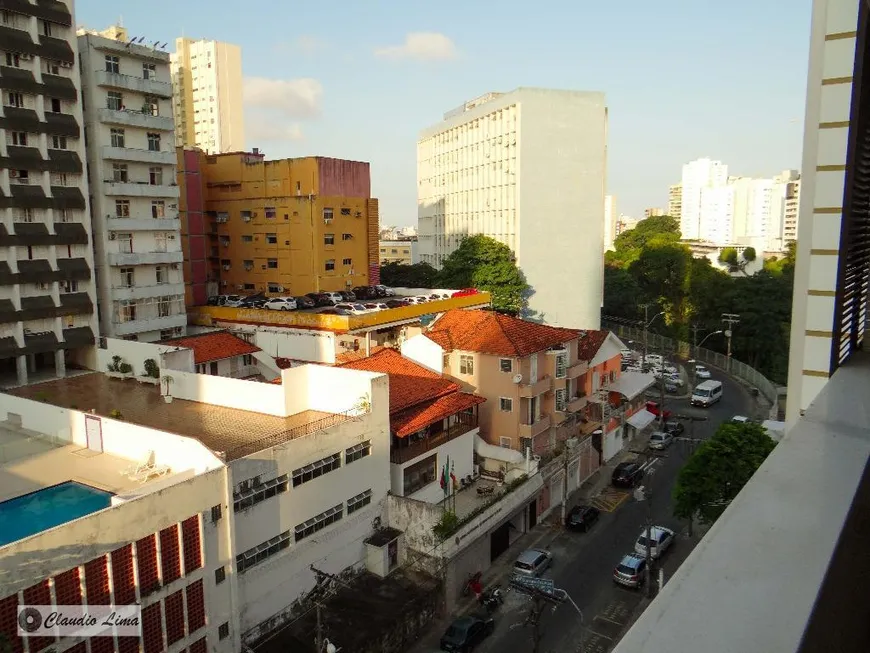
xmin=339 ymin=348 xmax=459 ymax=413
xmin=425 ymin=309 xmax=580 ymax=357
xmin=334 ymin=345 xmax=386 ymax=365
xmin=392 ymin=392 xmax=486 ymax=437
xmin=576 ymin=330 xmax=610 ymax=361
xmin=159 ymin=331 xmax=260 ymax=365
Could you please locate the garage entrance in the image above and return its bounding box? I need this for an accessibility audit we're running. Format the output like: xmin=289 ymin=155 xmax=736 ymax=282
xmin=528 ymin=499 xmax=537 ymax=528
xmin=490 ymin=522 xmax=510 ymax=562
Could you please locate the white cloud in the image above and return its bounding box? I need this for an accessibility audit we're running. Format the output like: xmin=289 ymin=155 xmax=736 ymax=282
xmin=246 ymin=122 xmax=305 ymax=142
xmin=243 ymin=77 xmax=323 ymax=120
xmin=374 ymin=32 xmax=458 ymax=61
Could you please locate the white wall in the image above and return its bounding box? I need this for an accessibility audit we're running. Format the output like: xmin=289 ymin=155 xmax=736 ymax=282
xmin=301 ymin=365 xmax=385 ymax=415
xmin=165 ymin=369 xmax=288 ymax=416
xmin=255 ymin=328 xmax=336 ymax=364
xmin=95 ymin=337 xmax=195 ymax=375
xmin=401 ymin=333 xmax=444 ymax=373
xmin=390 ymin=429 xmax=477 ymax=503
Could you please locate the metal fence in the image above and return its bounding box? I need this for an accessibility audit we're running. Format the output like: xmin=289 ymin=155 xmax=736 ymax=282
xmin=602 ymin=321 xmax=779 ymax=408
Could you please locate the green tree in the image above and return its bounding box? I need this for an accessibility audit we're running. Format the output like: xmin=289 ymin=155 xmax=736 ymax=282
xmin=606 ymin=215 xmax=681 ymax=268
xmin=673 ymin=422 xmax=776 ymax=525
xmin=437 ymin=235 xmax=529 ymax=314
xmin=628 ymin=242 xmax=693 ymax=323
xmin=603 ymin=265 xmax=647 ymax=320
xmin=379 ymin=261 xmax=438 ymax=288
xmin=717 ymin=247 xmax=739 ymax=267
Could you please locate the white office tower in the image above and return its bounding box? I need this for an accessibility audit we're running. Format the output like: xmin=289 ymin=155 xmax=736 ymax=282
xmin=604 ymin=195 xmax=616 ymax=251
xmin=698 ymin=185 xmax=735 ymax=245
xmin=680 ymin=158 xmax=728 ymax=239
xmin=729 ymin=176 xmax=775 ymax=248
xmin=417 ymin=88 xmax=607 ymax=328
xmin=78 ymin=26 xmax=186 ymax=342
xmin=768 ymin=170 xmax=801 ymax=252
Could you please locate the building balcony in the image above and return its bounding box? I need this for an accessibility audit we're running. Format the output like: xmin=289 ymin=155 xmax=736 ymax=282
xmin=94 ymin=70 xmax=173 ymax=98
xmin=103 ymin=181 xmax=180 ymax=199
xmin=107 ymin=250 xmax=183 ymax=267
xmin=105 ymin=217 xmax=180 ymax=232
xmin=519 ymin=415 xmax=551 ymax=439
xmin=112 ymin=313 xmax=186 ymax=336
xmin=390 ymin=413 xmax=479 ymax=465
xmin=519 ymin=375 xmax=552 ymax=398
xmin=567 ymin=360 xmax=588 ymax=379
xmin=566 ymin=389 xmax=588 ymax=413
xmin=97 ymin=108 xmax=174 ymax=132
xmin=111 ymin=282 xmax=185 ymax=302
xmin=101 ymin=146 xmax=176 ymax=166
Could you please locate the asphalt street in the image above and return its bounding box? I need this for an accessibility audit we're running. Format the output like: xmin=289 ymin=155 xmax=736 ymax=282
xmin=468 ymin=371 xmax=753 ymax=653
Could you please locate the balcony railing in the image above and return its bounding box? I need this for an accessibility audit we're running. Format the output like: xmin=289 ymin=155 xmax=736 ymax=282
xmin=390 ymin=412 xmax=479 ymax=464
xmin=567 ymin=359 xmax=588 ymax=379
xmin=519 ymin=375 xmax=552 ymax=398
xmin=519 ymin=414 xmax=551 ymax=438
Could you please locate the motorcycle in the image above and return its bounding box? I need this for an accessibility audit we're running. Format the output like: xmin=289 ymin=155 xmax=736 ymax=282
xmin=478 ymin=584 xmax=504 ymax=613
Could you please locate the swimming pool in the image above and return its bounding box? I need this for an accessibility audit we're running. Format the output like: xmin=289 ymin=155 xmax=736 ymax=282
xmin=0 ymin=481 xmax=114 ymax=547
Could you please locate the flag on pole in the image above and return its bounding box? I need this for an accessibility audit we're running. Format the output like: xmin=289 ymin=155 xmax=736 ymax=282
xmin=443 ymin=456 xmax=450 ymax=497
xmin=450 ymin=460 xmax=458 ymax=491
xmin=439 ymin=464 xmax=446 ymax=491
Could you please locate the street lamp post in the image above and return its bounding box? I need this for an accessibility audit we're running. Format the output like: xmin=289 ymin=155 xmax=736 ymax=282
xmin=690 ymin=327 xmax=724 ymax=387
xmin=638 ymin=304 xmax=665 ymax=372
xmin=721 ymin=314 xmax=740 ymax=374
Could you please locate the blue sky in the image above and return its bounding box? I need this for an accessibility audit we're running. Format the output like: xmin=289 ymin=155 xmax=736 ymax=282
xmin=79 ymin=0 xmax=813 ymax=226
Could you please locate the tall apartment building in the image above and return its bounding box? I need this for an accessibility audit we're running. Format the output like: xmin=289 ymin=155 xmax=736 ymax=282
xmin=643 ymin=207 xmax=665 ymax=218
xmin=603 ymin=194 xmax=616 ymax=251
xmin=667 ymin=183 xmax=682 ymax=220
xmin=171 ymin=38 xmax=244 ymax=154
xmin=78 ymin=26 xmax=186 ymax=342
xmin=176 ymin=147 xmax=213 ymax=305
xmin=728 ymin=176 xmax=774 ymax=246
xmin=183 ymin=151 xmax=379 ymax=298
xmin=698 ymin=185 xmax=735 ymax=245
xmin=786 ymin=0 xmax=869 ymax=423
xmin=768 ymin=170 xmax=801 ymax=252
xmin=0 ymin=0 xmax=98 ymax=386
xmin=417 ymin=88 xmax=607 ymax=329
xmin=680 ymin=158 xmax=728 ymax=240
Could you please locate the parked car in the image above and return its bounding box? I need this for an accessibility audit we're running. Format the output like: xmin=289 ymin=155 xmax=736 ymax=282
xmin=663 ymin=421 xmax=685 ymax=436
xmin=565 ymin=505 xmax=600 ymax=532
xmin=333 ymin=303 xmax=370 ymax=315
xmin=364 ymin=303 xmax=389 ymax=311
xmin=613 ymin=553 xmax=647 ymax=588
xmin=415 ymin=295 xmax=430 ymax=303
xmin=322 ymin=292 xmax=344 ymax=304
xmin=439 ymin=615 xmax=495 ymax=652
xmin=338 ymin=290 xmax=357 ymax=302
xmin=239 ymin=293 xmax=267 ymax=308
xmin=294 ymin=295 xmax=316 ymax=309
xmin=306 ymin=292 xmax=334 ymax=307
xmin=429 ymin=292 xmax=451 ymax=300
xmin=634 ymin=525 xmax=676 ymax=560
xmin=320 ymin=308 xmax=352 ymax=315
xmin=263 ymin=297 xmax=297 ymax=311
xmin=611 ymin=462 xmax=644 ymax=488
xmin=206 ymin=296 xmax=220 ymax=306
xmin=352 ymin=286 xmax=378 ymax=300
xmin=695 ymin=366 xmax=712 ymax=379
xmin=374 ymin=284 xmax=395 ymax=296
xmin=513 ymin=548 xmax=552 ymax=577
xmin=385 ymin=299 xmax=410 ymax=309
xmin=645 ymin=400 xmax=672 ymax=420
xmin=452 ymin=288 xmax=479 ymax=297
xmin=731 ymin=415 xmax=751 ymax=424
xmin=648 ymin=431 xmax=674 ymax=450
xmin=215 ymin=294 xmax=243 ymax=307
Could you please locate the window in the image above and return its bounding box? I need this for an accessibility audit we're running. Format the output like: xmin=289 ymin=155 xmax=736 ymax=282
xmin=233 ymin=474 xmax=289 ymax=512
xmin=240 ymin=210 xmax=252 ymax=222
xmin=324 ymin=233 xmax=335 ymax=246
xmin=295 ymin=181 xmax=301 ymax=193
xmin=110 ymin=128 xmax=125 ymax=147
xmin=555 ymin=354 xmax=567 ymax=379
xmin=50 ymin=172 xmax=68 ymax=186
xmin=107 ymin=91 xmax=123 ymax=110
xmin=57 ymin=209 xmax=71 ymax=223
xmin=242 ymin=354 xmax=253 ymax=366
xmin=61 ymin=280 xmax=78 ymax=293
xmin=119 ymin=267 xmax=134 ymax=288
xmin=323 ymin=207 xmax=334 ymax=221
xmin=403 ymin=454 xmax=437 ymax=496
xmin=41 ymin=20 xmax=51 ymax=36
xmin=50 ymin=98 xmax=61 ymax=113
xmin=235 ymin=531 xmax=291 ymax=573
xmin=117 ymin=232 xmax=133 ymax=253
xmin=295 ymin=504 xmax=343 ymax=543
xmin=115 ymin=199 xmax=130 ymax=217
xmin=152 ymin=201 xmax=165 ymax=218
xmin=157 ymin=296 xmax=172 ymax=318
xmin=324 ymin=259 xmax=335 ymax=272
xmin=112 ymin=163 xmax=128 ymax=182
xmin=555 ymin=388 xmax=567 ymax=412
xmin=149 ymin=167 xmax=163 ymax=185
xmin=345 ymin=440 xmax=371 ymax=464
xmin=347 ymin=489 xmax=372 ymax=515
xmin=241 ymin=235 xmax=253 ymax=243
xmin=265 ymin=206 xmax=276 ymax=219
xmin=342 ymin=258 xmax=352 ymax=266
xmin=500 ymin=358 xmax=513 ymax=373
xmin=147 ymin=132 xmax=160 ymax=151
xmin=210 ymin=505 xmax=222 ymax=523
xmin=267 ymin=283 xmax=281 ymax=293
xmin=45 ymin=61 xmax=59 ymax=75
xmin=155 ymin=266 xmax=165 ymax=284
xmin=341 ymin=233 xmax=353 ymax=241
xmin=105 ymin=55 xmax=119 ymax=73
xmin=267 ymin=259 xmax=278 ymax=269
xmin=499 ymin=397 xmax=513 ymax=412
xmin=10 ymin=131 xmax=26 ymax=145
xmin=143 ymin=95 xmax=159 ymax=116
xmin=459 ymin=355 xmax=473 ymax=375
xmin=143 ymin=62 xmax=156 ymax=79
xmin=292 ymin=452 xmax=341 ymax=487
xmin=119 ymin=300 xmax=136 ymax=322
xmin=340 ymin=208 xmax=351 ymax=216
xmin=214 ymin=567 xmax=225 ymax=584
xmin=519 ymin=437 xmax=532 ymax=453
xmin=11 ymin=169 xmax=28 ymax=184
xmin=5 ymin=52 xmax=20 ymax=68
xmin=6 ymin=92 xmax=23 ymax=108
xmin=14 ymin=208 xmax=33 ymax=223
xmin=499 ymin=437 xmax=512 ymax=448
xmin=218 ymin=623 xmax=229 ymax=640
xmin=609 ymin=370 xmax=616 ymax=383
xmin=265 ymin=233 xmax=277 ymax=244
xmin=51 ymin=135 xmax=67 ymax=150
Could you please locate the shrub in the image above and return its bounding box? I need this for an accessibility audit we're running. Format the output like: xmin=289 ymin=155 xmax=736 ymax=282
xmin=143 ymin=358 xmax=160 ymax=378
xmin=109 ymin=409 xmax=123 ymax=420
xmin=118 ymin=362 xmax=133 ymax=374
xmin=107 ymin=355 xmax=122 ymax=372
xmin=432 ymin=511 xmax=460 ymax=540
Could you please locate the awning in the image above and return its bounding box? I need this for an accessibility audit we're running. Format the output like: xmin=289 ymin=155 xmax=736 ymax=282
xmin=474 ymin=434 xmax=524 ymax=464
xmin=607 ymin=372 xmax=656 ymax=400
xmin=626 ymin=409 xmax=656 ymax=430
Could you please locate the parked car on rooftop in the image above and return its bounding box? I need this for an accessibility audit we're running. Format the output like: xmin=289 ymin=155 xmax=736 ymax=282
xmin=263 ymin=297 xmax=297 ymax=311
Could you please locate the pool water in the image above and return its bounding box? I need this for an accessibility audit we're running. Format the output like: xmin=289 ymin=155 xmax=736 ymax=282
xmin=0 ymin=481 xmax=114 ymax=547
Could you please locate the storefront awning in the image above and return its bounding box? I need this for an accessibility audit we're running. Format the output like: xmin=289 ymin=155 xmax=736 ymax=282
xmin=474 ymin=434 xmax=525 ymax=465
xmin=607 ymin=372 xmax=656 ymax=400
xmin=627 ymin=409 xmax=656 ymax=430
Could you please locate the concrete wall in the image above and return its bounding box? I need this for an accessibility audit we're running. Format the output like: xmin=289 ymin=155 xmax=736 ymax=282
xmin=92 ymin=337 xmax=195 ymax=376
xmin=255 ymin=327 xmax=337 ymax=364
xmin=165 ymin=368 xmax=288 ymax=416
xmin=401 ymin=332 xmax=443 ymax=373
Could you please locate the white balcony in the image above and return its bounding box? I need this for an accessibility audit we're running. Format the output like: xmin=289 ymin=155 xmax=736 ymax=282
xmin=101 ymin=146 xmax=176 ymax=166
xmin=97 ymin=108 xmax=174 ymax=132
xmin=112 ymin=313 xmax=186 ymax=336
xmin=103 ymin=181 xmax=179 ymax=199
xmin=108 ymin=251 xmax=183 ymax=266
xmin=111 ymin=282 xmax=185 ymax=301
xmin=106 ymin=217 xmax=180 ymax=232
xmin=94 ymin=70 xmax=173 ymax=98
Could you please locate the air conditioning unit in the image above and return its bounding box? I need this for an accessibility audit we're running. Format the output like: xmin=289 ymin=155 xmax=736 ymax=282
xmin=109 ymin=233 xmax=117 ymax=240
xmin=324 ymin=217 xmax=333 ymax=224
xmin=237 ymin=284 xmax=244 ymax=290
xmin=277 ymin=286 xmax=284 ymax=292
xmin=222 ymin=265 xmax=230 ymax=271
xmin=252 ymin=212 xmax=258 ymax=217
xmin=169 ymin=204 xmax=178 ymax=209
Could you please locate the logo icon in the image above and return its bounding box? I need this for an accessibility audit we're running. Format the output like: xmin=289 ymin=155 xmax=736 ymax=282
xmin=18 ymin=607 xmax=42 ymax=633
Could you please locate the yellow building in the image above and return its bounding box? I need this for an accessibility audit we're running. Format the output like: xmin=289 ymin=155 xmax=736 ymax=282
xmin=191 ymin=151 xmax=380 ymax=297
xmin=379 ymin=239 xmax=416 ymax=265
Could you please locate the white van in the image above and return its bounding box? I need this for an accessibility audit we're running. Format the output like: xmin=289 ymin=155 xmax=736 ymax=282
xmin=691 ymin=380 xmax=723 ymax=407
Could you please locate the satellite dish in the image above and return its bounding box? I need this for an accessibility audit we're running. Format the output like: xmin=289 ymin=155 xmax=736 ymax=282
xmin=512 ymin=373 xmax=523 ymax=384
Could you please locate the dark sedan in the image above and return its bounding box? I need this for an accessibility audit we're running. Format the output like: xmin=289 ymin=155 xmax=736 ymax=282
xmin=663 ymin=420 xmax=685 ymax=436
xmin=565 ymin=505 xmax=600 ymax=532
xmin=440 ymin=615 xmax=494 ymax=652
xmin=305 ymin=292 xmax=334 ymax=307
xmin=612 ymin=462 xmax=645 ymax=488
xmin=294 ymin=295 xmax=316 ymax=309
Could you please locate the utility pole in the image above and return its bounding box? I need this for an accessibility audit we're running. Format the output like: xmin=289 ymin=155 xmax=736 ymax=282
xmin=632 ymin=457 xmax=661 ymax=598
xmin=640 ymin=303 xmax=651 ymax=372
xmin=721 ymin=313 xmax=740 ymax=374
xmin=315 ymin=603 xmax=323 ymax=653
xmin=691 ymin=324 xmax=701 ymax=388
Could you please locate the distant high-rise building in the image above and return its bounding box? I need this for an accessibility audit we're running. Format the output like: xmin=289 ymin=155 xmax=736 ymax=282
xmin=729 ymin=177 xmax=775 ymax=246
xmin=698 ymin=185 xmax=735 ymax=245
xmin=768 ymin=170 xmax=801 ymax=251
xmin=604 ymin=195 xmax=616 ymax=251
xmin=170 ymin=38 xmax=244 ymax=154
xmin=417 ymin=88 xmax=608 ymax=328
xmin=680 ymin=158 xmax=728 ymax=240
xmin=668 ymin=183 xmax=682 ymax=221
xmin=644 ymin=207 xmax=665 ymax=218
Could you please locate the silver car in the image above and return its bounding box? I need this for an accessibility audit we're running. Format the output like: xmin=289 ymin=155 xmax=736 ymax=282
xmin=648 ymin=431 xmax=674 ymax=450
xmin=513 ymin=548 xmax=552 ymax=577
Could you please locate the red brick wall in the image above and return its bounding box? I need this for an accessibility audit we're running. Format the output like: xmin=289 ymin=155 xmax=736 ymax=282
xmin=54 ymin=568 xmax=82 ymax=605
xmin=160 ymin=525 xmax=182 ymax=584
xmin=0 ymin=595 xmax=22 ymax=653
xmin=142 ymin=602 xmax=164 ymax=653
xmin=22 ymin=581 xmax=54 ymax=652
xmin=84 ymin=556 xmax=110 ymax=604
xmin=164 ymin=590 xmax=186 ymax=645
xmin=111 ymin=545 xmax=136 ymax=604
xmin=317 ymin=157 xmax=371 ymax=198
xmin=185 ymin=580 xmax=206 ymax=633
xmin=136 ymin=535 xmax=160 ymax=598
xmin=190 ymin=637 xmax=208 ymax=653
xmin=181 ymin=516 xmax=202 ymax=574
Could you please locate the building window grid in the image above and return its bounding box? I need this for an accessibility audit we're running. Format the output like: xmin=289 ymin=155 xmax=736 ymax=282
xmin=345 ymin=440 xmax=371 ymax=464
xmin=235 ymin=531 xmax=291 ymax=573
xmin=555 ymin=388 xmax=567 ymax=412
xmin=294 ymin=504 xmax=343 ymax=542
xmin=555 ymin=354 xmax=567 ymax=379
xmin=347 ymin=489 xmax=373 ymax=514
xmin=459 ymin=355 xmax=473 ymax=375
xmin=292 ymin=453 xmax=341 ymax=487
xmin=233 ymin=474 xmax=289 ymax=512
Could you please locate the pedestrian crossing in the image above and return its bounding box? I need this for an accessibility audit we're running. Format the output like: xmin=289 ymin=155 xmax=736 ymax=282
xmin=590 ymin=488 xmax=630 ymax=512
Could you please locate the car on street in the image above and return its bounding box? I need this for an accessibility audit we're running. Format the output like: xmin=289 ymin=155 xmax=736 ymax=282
xmin=645 ymin=400 xmax=672 ymax=420
xmin=731 ymin=415 xmax=750 ymax=424
xmin=611 ymin=461 xmax=645 ymax=488
xmin=263 ymin=297 xmax=297 ymax=311
xmin=439 ymin=614 xmax=495 ymax=652
xmin=695 ymin=365 xmax=712 ymax=379
xmin=239 ymin=293 xmax=267 ymax=308
xmin=613 ymin=553 xmax=647 ymax=589
xmin=663 ymin=420 xmax=685 ymax=436
xmin=648 ymin=431 xmax=674 ymax=450
xmin=634 ymin=525 xmax=676 ymax=560
xmin=338 ymin=290 xmax=357 ymax=302
xmin=364 ymin=302 xmax=389 ymax=311
xmin=513 ymin=548 xmax=552 ymax=577
xmin=385 ymin=298 xmax=410 ymax=308
xmin=565 ymin=505 xmax=600 ymax=532
xmin=374 ymin=284 xmax=395 ymax=296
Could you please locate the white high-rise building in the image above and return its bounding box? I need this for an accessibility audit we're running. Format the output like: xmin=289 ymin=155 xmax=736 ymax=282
xmin=0 ymin=0 xmax=99 ymax=386
xmin=417 ymin=88 xmax=607 ymax=328
xmin=729 ymin=176 xmax=774 ymax=246
xmin=680 ymin=158 xmax=729 ymax=239
xmin=668 ymin=183 xmax=682 ymax=221
xmin=698 ymin=185 xmax=735 ymax=245
xmin=78 ymin=25 xmax=187 ymax=342
xmin=604 ymin=195 xmax=616 ymax=251
xmin=171 ymin=38 xmax=244 ymax=154
xmin=768 ymin=170 xmax=801 ymax=252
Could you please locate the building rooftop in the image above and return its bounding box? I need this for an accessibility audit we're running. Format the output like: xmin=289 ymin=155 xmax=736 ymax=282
xmin=159 ymin=330 xmax=260 ymax=364
xmin=6 ymin=374 xmax=333 ymax=461
xmin=576 ymin=329 xmax=610 ymax=360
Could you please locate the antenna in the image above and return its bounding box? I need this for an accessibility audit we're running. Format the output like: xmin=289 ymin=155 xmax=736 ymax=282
xmin=137 ymin=36 xmax=145 ymax=44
